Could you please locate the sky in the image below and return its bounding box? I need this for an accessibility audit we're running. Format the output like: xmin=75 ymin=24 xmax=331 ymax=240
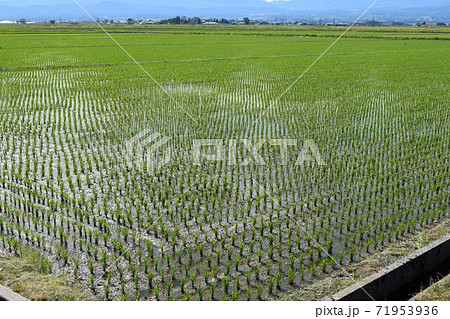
xmin=0 ymin=1 xmax=447 ymax=7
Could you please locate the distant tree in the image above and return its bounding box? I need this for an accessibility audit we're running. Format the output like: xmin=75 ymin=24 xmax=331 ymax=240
xmin=192 ymin=17 xmax=201 ymax=25
xmin=244 ymin=17 xmax=250 ymax=25
xmin=127 ymin=18 xmax=135 ymax=25
xmin=167 ymin=16 xmax=182 ymax=24
xmin=18 ymin=18 xmax=27 ymax=24
xmin=49 ymin=20 xmax=56 ymax=25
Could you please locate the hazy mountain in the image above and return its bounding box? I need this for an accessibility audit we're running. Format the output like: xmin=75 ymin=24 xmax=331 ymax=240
xmin=0 ymin=0 xmax=448 ymax=21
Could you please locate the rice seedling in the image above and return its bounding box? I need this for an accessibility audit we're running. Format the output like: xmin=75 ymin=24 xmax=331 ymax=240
xmin=257 ymin=284 xmax=264 ymax=300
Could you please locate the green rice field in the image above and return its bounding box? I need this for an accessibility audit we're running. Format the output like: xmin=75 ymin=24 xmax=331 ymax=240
xmin=0 ymin=24 xmax=448 ymax=300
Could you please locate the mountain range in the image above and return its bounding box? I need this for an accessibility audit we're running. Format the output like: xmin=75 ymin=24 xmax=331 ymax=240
xmin=0 ymin=0 xmax=449 ymax=21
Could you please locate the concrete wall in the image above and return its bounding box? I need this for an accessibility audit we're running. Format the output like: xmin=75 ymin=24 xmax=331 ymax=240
xmin=329 ymin=235 xmax=450 ymax=301
xmin=0 ymin=284 xmax=28 ymax=301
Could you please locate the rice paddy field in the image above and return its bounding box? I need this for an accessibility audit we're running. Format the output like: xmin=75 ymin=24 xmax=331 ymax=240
xmin=0 ymin=24 xmax=449 ymax=301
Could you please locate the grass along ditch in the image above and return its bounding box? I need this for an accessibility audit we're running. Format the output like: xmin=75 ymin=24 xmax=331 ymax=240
xmin=412 ymin=275 xmax=450 ymax=301
xmin=0 ymin=246 xmax=93 ymax=301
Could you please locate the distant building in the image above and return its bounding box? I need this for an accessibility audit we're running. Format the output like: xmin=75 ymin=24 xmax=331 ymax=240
xmin=140 ymin=19 xmax=158 ymax=25
xmin=0 ymin=20 xmax=15 ymax=24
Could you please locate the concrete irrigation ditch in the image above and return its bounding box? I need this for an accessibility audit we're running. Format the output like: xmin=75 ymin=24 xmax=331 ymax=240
xmin=328 ymin=235 xmax=450 ymax=301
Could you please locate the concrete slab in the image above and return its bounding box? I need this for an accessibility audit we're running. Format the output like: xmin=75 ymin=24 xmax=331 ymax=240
xmin=0 ymin=284 xmax=29 ymax=301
